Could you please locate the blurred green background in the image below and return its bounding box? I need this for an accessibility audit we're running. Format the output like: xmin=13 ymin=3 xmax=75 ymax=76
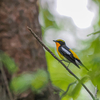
xmin=39 ymin=0 xmax=100 ymax=100
xmin=0 ymin=0 xmax=100 ymax=100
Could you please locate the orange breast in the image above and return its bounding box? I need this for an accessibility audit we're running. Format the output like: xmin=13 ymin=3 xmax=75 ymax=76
xmin=56 ymin=43 xmax=64 ymax=59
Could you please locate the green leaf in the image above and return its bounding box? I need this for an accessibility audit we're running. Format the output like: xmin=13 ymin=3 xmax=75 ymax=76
xmin=97 ymin=90 xmax=100 ymax=99
xmin=61 ymin=95 xmax=72 ymax=100
xmin=90 ymin=71 xmax=100 ymax=90
xmin=10 ymin=70 xmax=49 ymax=94
xmin=10 ymin=73 xmax=33 ymax=93
xmin=0 ymin=51 xmax=18 ymax=74
xmin=69 ymin=76 xmax=89 ymax=99
xmin=31 ymin=70 xmax=49 ymax=91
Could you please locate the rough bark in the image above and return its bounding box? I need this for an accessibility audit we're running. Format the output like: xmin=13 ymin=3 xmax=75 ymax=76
xmin=0 ymin=0 xmax=60 ymax=100
xmin=0 ymin=0 xmax=46 ymax=72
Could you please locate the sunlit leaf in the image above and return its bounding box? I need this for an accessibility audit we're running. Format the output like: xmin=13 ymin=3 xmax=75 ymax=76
xmin=61 ymin=95 xmax=72 ymax=100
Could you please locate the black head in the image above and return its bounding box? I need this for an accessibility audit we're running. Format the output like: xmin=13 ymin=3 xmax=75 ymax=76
xmin=53 ymin=39 xmax=65 ymax=46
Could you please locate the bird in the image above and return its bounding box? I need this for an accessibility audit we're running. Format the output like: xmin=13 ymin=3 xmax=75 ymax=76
xmin=53 ymin=39 xmax=89 ymax=71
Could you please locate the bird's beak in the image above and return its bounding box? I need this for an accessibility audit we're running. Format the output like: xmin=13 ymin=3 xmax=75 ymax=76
xmin=53 ymin=40 xmax=56 ymax=42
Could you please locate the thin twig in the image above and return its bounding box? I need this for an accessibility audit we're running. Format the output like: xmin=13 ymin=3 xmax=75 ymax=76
xmin=27 ymin=26 xmax=95 ymax=100
xmin=87 ymin=30 xmax=100 ymax=36
xmin=61 ymin=81 xmax=76 ymax=98
xmin=0 ymin=62 xmax=14 ymax=100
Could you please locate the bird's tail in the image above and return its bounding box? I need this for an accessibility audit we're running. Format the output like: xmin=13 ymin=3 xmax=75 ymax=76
xmin=78 ymin=60 xmax=89 ymax=71
xmin=75 ymin=63 xmax=80 ymax=69
xmin=81 ymin=63 xmax=89 ymax=71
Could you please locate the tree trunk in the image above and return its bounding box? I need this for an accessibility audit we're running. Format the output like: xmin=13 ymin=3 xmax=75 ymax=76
xmin=0 ymin=0 xmax=60 ymax=100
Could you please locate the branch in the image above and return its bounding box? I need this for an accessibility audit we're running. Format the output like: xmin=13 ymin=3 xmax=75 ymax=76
xmin=27 ymin=26 xmax=95 ymax=100
xmin=87 ymin=30 xmax=100 ymax=36
xmin=61 ymin=81 xmax=76 ymax=98
xmin=0 ymin=62 xmax=14 ymax=100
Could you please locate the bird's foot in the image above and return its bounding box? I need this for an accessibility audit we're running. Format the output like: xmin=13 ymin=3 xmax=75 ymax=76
xmin=67 ymin=63 xmax=70 ymax=67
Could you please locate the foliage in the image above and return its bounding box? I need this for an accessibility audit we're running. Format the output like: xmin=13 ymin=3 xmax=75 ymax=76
xmin=39 ymin=1 xmax=100 ymax=100
xmin=0 ymin=51 xmax=18 ymax=74
xmin=0 ymin=51 xmax=49 ymax=94
xmin=10 ymin=70 xmax=49 ymax=94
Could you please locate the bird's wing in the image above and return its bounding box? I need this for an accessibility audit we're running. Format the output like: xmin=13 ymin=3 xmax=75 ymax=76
xmin=60 ymin=46 xmax=75 ymax=60
xmin=59 ymin=46 xmax=88 ymax=70
xmin=69 ymin=49 xmax=80 ymax=60
xmin=59 ymin=46 xmax=80 ymax=68
xmin=61 ymin=46 xmax=71 ymax=55
xmin=61 ymin=45 xmax=80 ymax=60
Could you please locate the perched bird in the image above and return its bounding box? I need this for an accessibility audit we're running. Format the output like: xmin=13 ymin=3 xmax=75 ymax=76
xmin=53 ymin=39 xmax=89 ymax=71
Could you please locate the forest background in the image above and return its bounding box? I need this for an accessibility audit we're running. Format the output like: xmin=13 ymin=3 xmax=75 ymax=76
xmin=0 ymin=0 xmax=100 ymax=100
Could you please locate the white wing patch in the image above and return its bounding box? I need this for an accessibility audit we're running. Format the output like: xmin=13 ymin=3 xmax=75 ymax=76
xmin=75 ymin=60 xmax=81 ymax=65
xmin=61 ymin=47 xmax=71 ymax=55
